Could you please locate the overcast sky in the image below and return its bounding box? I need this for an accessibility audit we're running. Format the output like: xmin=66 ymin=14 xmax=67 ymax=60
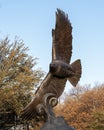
xmin=0 ymin=0 xmax=104 ymax=90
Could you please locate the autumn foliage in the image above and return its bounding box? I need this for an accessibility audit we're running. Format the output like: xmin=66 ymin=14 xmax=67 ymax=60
xmin=0 ymin=37 xmax=44 ymax=114
xmin=55 ymin=84 xmax=104 ymax=130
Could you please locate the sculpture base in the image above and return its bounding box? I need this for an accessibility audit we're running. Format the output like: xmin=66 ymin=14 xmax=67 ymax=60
xmin=41 ymin=116 xmax=75 ymax=130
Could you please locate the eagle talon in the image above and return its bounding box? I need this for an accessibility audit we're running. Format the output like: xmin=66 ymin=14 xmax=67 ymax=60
xmin=43 ymin=93 xmax=58 ymax=107
xmin=41 ymin=93 xmax=57 ymax=120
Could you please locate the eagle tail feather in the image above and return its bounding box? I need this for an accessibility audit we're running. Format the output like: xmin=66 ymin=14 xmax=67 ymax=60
xmin=68 ymin=59 xmax=82 ymax=87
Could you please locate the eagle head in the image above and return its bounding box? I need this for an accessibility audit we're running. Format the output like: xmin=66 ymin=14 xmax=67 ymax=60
xmin=49 ymin=62 xmax=58 ymax=73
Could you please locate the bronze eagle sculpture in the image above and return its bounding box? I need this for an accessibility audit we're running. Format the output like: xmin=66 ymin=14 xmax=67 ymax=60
xmin=21 ymin=9 xmax=82 ymax=121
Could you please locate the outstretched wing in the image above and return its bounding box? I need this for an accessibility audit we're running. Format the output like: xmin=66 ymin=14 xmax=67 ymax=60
xmin=52 ymin=9 xmax=72 ymax=63
xmin=21 ymin=73 xmax=67 ymax=120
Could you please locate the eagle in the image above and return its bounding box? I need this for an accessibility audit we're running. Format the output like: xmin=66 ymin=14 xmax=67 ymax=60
xmin=20 ymin=9 xmax=82 ymax=121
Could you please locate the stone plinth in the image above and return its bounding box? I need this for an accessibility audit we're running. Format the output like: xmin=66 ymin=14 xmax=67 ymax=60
xmin=41 ymin=116 xmax=75 ymax=130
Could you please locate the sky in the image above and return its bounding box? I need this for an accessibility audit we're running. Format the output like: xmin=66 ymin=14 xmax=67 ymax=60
xmin=0 ymin=0 xmax=104 ymax=90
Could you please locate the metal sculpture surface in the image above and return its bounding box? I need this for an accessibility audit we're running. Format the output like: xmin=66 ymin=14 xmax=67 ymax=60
xmin=21 ymin=9 xmax=82 ymax=128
